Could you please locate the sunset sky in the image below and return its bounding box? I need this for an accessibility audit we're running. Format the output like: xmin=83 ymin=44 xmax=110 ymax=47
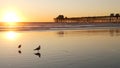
xmin=0 ymin=0 xmax=119 ymax=22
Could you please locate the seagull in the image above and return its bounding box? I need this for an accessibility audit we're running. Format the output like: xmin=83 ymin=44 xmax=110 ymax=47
xmin=34 ymin=45 xmax=41 ymax=51
xmin=18 ymin=44 xmax=21 ymax=48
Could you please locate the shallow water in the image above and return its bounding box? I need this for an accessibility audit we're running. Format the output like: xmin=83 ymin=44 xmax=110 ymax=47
xmin=0 ymin=29 xmax=120 ymax=68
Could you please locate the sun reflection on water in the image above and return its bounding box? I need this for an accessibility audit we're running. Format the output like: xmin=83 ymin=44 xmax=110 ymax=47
xmin=5 ymin=31 xmax=18 ymax=40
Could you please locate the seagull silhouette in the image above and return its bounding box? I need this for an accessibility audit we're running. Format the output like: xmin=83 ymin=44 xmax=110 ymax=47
xmin=34 ymin=45 xmax=41 ymax=51
xmin=18 ymin=44 xmax=21 ymax=48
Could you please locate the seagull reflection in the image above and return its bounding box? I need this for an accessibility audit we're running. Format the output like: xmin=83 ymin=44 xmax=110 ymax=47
xmin=18 ymin=50 xmax=22 ymax=54
xmin=57 ymin=31 xmax=64 ymax=37
xmin=34 ymin=52 xmax=41 ymax=58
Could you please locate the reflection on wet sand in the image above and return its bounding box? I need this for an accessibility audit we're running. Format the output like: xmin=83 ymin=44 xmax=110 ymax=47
xmin=109 ymin=29 xmax=120 ymax=36
xmin=56 ymin=29 xmax=120 ymax=37
xmin=57 ymin=31 xmax=64 ymax=37
xmin=5 ymin=31 xmax=19 ymax=40
xmin=17 ymin=44 xmax=41 ymax=58
xmin=34 ymin=45 xmax=41 ymax=58
xmin=17 ymin=50 xmax=41 ymax=58
xmin=34 ymin=52 xmax=41 ymax=58
xmin=18 ymin=50 xmax=22 ymax=54
xmin=0 ymin=29 xmax=120 ymax=68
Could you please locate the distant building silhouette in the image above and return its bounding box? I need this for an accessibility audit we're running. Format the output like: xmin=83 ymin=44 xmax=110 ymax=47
xmin=54 ymin=13 xmax=120 ymax=23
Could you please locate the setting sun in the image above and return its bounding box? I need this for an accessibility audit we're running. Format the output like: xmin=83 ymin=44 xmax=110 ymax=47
xmin=2 ymin=11 xmax=20 ymax=22
xmin=0 ymin=8 xmax=23 ymax=23
xmin=3 ymin=12 xmax=19 ymax=22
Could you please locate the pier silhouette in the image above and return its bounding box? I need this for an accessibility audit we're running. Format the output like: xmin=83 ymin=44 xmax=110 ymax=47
xmin=54 ymin=13 xmax=120 ymax=23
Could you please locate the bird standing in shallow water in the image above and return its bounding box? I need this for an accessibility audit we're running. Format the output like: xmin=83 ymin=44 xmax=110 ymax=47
xmin=18 ymin=44 xmax=21 ymax=48
xmin=34 ymin=45 xmax=41 ymax=51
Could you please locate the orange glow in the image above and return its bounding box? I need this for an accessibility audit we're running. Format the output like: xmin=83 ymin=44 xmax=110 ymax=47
xmin=5 ymin=31 xmax=18 ymax=40
xmin=3 ymin=11 xmax=20 ymax=22
xmin=2 ymin=11 xmax=21 ymax=22
xmin=1 ymin=8 xmax=23 ymax=25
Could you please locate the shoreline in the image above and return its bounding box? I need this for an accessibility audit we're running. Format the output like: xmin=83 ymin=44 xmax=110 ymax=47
xmin=0 ymin=22 xmax=120 ymax=31
xmin=0 ymin=25 xmax=120 ymax=31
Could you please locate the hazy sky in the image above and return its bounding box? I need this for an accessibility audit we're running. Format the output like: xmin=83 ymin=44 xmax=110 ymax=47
xmin=0 ymin=0 xmax=119 ymax=22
